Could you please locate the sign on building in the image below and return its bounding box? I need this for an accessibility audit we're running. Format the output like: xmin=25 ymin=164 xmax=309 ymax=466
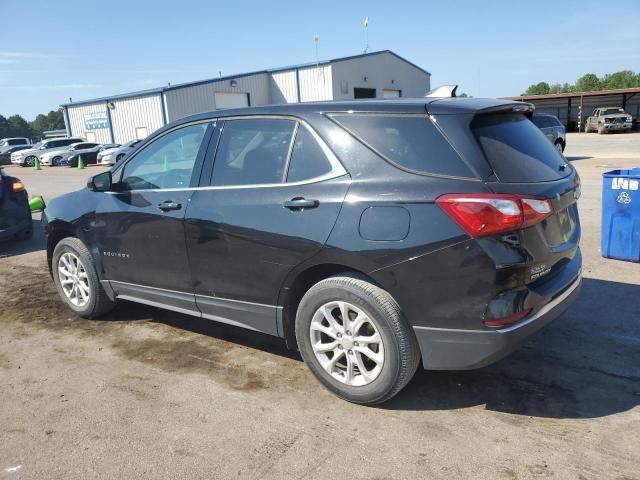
xmin=84 ymin=111 xmax=109 ymax=130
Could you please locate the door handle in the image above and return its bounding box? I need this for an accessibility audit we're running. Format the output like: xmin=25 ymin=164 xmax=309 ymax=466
xmin=157 ymin=200 xmax=182 ymax=211
xmin=283 ymin=197 xmax=319 ymax=211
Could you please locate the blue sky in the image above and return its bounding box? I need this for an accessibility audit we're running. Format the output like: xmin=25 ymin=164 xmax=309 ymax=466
xmin=1 ymin=0 xmax=639 ymax=119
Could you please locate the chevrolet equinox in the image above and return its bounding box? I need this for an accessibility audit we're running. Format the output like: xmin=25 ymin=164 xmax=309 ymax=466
xmin=43 ymin=97 xmax=582 ymax=404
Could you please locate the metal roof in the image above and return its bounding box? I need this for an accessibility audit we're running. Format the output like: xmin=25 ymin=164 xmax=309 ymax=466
xmin=61 ymin=50 xmax=431 ymax=107
xmin=506 ymin=87 xmax=640 ymax=101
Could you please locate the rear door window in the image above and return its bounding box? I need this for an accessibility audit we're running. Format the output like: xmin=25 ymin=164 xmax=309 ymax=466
xmin=330 ymin=114 xmax=474 ymax=178
xmin=472 ymin=113 xmax=569 ymax=183
xmin=211 ymin=118 xmax=295 ymax=186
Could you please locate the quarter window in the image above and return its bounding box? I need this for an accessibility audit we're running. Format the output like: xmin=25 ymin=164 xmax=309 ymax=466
xmin=286 ymin=125 xmax=334 ymax=182
xmin=212 ymin=118 xmax=295 ymax=186
xmin=331 ymin=114 xmax=473 ymax=178
xmin=120 ymin=123 xmax=207 ymax=190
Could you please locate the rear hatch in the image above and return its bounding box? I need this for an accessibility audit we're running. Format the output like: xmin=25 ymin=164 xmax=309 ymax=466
xmin=471 ymin=110 xmax=580 ymax=285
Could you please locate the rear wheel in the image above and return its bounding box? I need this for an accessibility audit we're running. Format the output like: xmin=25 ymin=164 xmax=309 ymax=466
xmin=295 ymin=274 xmax=420 ymax=405
xmin=52 ymin=237 xmax=115 ymax=318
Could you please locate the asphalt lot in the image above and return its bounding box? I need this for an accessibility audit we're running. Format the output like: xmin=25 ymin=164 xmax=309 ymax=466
xmin=1 ymin=132 xmax=639 ymax=479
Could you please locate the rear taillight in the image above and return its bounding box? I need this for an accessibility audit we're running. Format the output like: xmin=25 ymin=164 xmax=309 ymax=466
xmin=436 ymin=193 xmax=553 ymax=238
xmin=12 ymin=180 xmax=26 ymax=193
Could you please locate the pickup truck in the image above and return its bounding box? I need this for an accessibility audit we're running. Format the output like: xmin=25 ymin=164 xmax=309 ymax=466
xmin=584 ymin=107 xmax=633 ymax=134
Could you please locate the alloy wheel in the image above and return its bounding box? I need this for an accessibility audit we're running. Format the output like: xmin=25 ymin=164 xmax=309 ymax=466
xmin=309 ymin=301 xmax=385 ymax=386
xmin=58 ymin=252 xmax=91 ymax=307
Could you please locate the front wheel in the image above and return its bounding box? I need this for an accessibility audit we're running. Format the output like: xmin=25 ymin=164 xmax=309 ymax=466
xmin=295 ymin=274 xmax=420 ymax=405
xmin=52 ymin=237 xmax=115 ymax=318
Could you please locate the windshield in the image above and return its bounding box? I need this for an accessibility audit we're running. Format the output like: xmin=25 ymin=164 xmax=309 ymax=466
xmin=601 ymin=108 xmax=625 ymax=115
xmin=30 ymin=142 xmax=43 ymax=149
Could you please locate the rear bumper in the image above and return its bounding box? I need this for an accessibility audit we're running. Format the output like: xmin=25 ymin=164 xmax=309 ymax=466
xmin=415 ymin=272 xmax=582 ymax=370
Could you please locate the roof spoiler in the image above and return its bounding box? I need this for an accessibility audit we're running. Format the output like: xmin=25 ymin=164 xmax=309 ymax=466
xmin=425 ymin=85 xmax=458 ymax=98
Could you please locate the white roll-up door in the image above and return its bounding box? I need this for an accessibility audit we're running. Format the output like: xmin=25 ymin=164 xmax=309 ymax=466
xmin=214 ymin=92 xmax=249 ymax=109
xmin=383 ymin=89 xmax=401 ymax=98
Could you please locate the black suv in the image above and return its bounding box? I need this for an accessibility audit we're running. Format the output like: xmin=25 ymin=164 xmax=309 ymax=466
xmin=43 ymin=98 xmax=582 ymax=405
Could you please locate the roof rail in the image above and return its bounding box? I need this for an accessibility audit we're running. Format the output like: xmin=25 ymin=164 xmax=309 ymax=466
xmin=425 ymin=85 xmax=458 ymax=98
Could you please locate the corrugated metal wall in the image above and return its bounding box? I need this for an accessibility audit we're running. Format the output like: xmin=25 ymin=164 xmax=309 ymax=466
xmin=270 ymin=70 xmax=298 ymax=103
xmin=164 ymin=73 xmax=270 ymax=122
xmin=298 ymin=65 xmax=332 ymax=102
xmin=66 ymin=102 xmax=112 ymax=144
xmin=109 ymin=94 xmax=164 ymax=143
xmin=330 ymin=52 xmax=430 ymax=100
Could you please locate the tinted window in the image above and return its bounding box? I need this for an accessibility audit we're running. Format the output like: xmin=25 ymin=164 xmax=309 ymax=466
xmin=286 ymin=125 xmax=334 ymax=182
xmin=472 ymin=113 xmax=569 ymax=183
xmin=121 ymin=123 xmax=207 ymax=190
xmin=332 ymin=114 xmax=473 ymax=178
xmin=212 ymin=118 xmax=295 ymax=186
xmin=549 ymin=116 xmax=563 ymax=127
xmin=533 ymin=116 xmax=551 ymax=128
xmin=8 ymin=139 xmax=26 ymax=145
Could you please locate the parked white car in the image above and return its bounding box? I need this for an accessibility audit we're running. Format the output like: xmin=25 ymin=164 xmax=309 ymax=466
xmin=40 ymin=142 xmax=100 ymax=166
xmin=11 ymin=137 xmax=84 ymax=167
xmin=97 ymin=139 xmax=142 ymax=166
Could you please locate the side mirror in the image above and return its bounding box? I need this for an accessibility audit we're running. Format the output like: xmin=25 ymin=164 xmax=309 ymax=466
xmin=87 ymin=171 xmax=112 ymax=192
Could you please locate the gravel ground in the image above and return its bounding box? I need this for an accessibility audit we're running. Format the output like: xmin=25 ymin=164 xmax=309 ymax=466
xmin=0 ymin=133 xmax=639 ymax=479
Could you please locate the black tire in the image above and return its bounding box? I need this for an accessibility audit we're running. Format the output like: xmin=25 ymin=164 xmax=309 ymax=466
xmin=295 ymin=273 xmax=420 ymax=405
xmin=52 ymin=237 xmax=115 ymax=318
xmin=52 ymin=156 xmax=62 ymax=166
xmin=25 ymin=156 xmax=35 ymax=167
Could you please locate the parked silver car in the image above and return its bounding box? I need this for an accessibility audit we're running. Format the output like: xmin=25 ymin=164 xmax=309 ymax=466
xmin=532 ymin=113 xmax=566 ymax=153
xmin=11 ymin=137 xmax=84 ymax=167
xmin=0 ymin=137 xmax=31 ymax=155
xmin=97 ymin=140 xmax=142 ymax=166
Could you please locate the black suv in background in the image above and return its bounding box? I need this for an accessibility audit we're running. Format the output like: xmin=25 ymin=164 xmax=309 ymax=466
xmin=43 ymin=98 xmax=582 ymax=405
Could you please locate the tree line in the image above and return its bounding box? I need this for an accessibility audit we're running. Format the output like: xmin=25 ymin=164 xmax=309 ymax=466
xmin=523 ymin=70 xmax=640 ymax=96
xmin=0 ymin=110 xmax=66 ymax=141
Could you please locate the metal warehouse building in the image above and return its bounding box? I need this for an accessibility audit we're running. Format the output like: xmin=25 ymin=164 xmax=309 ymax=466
xmin=62 ymin=50 xmax=431 ymax=144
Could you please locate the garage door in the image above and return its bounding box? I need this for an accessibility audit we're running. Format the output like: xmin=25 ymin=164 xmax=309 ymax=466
xmin=214 ymin=92 xmax=249 ymax=109
xmin=383 ymin=89 xmax=401 ymax=98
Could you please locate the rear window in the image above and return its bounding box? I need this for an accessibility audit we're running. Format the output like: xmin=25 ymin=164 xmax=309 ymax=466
xmin=331 ymin=114 xmax=474 ymax=178
xmin=472 ymin=113 xmax=569 ymax=183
